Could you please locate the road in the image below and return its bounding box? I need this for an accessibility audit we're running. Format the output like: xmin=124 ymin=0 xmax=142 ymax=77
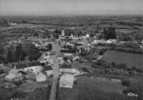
xmin=49 ymin=41 xmax=61 ymax=100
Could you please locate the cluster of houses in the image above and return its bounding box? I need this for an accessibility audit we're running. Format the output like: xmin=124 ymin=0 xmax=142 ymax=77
xmin=1 ymin=27 xmax=143 ymax=99
xmin=4 ymin=63 xmax=84 ymax=88
xmin=3 ymin=29 xmax=94 ymax=89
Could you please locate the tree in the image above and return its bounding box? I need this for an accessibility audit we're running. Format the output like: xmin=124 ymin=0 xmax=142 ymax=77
xmin=133 ymin=32 xmax=143 ymax=42
xmin=117 ymin=64 xmax=127 ymax=69
xmin=102 ymin=26 xmax=116 ymax=40
xmin=46 ymin=43 xmax=52 ymax=51
xmin=0 ymin=18 xmax=9 ymax=27
xmin=22 ymin=40 xmax=41 ymax=61
xmin=121 ymin=79 xmax=130 ymax=87
xmin=15 ymin=44 xmax=25 ymax=62
xmin=7 ymin=48 xmax=13 ymax=62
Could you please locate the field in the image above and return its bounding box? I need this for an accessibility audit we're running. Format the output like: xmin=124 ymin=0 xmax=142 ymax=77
xmin=58 ymin=76 xmax=134 ymax=100
xmin=102 ymin=50 xmax=143 ymax=70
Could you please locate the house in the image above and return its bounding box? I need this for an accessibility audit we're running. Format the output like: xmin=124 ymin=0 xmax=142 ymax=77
xmin=92 ymin=39 xmax=107 ymax=45
xmin=45 ymin=70 xmax=54 ymax=77
xmin=60 ymin=68 xmax=82 ymax=76
xmin=63 ymin=53 xmax=73 ymax=57
xmin=45 ymin=68 xmax=82 ymax=77
xmin=106 ymin=39 xmax=117 ymax=44
xmin=57 ymin=57 xmax=64 ymax=65
xmin=5 ymin=68 xmax=23 ymax=81
xmin=141 ymin=40 xmax=143 ymax=44
xmin=127 ymin=92 xmax=138 ymax=97
xmin=73 ymin=56 xmax=80 ymax=61
xmin=35 ymin=72 xmax=47 ymax=82
xmin=39 ymin=52 xmax=54 ymax=64
xmin=10 ymin=22 xmax=17 ymax=26
xmin=59 ymin=74 xmax=74 ymax=88
xmin=24 ymin=66 xmax=43 ymax=74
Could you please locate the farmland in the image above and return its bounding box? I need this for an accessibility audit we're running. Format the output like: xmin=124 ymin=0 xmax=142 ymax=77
xmin=102 ymin=50 xmax=143 ymax=70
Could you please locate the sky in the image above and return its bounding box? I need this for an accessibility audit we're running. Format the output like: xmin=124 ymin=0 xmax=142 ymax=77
xmin=0 ymin=0 xmax=143 ymax=16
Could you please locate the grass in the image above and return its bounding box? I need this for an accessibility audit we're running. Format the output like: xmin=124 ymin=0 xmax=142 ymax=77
xmin=102 ymin=50 xmax=143 ymax=70
xmin=57 ymin=76 xmax=129 ymax=100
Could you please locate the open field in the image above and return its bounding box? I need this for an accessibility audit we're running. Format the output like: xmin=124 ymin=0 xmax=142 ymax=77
xmin=58 ymin=76 xmax=132 ymax=100
xmin=102 ymin=50 xmax=143 ymax=70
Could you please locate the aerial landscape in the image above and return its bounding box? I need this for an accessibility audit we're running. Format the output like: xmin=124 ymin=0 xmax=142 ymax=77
xmin=0 ymin=0 xmax=143 ymax=100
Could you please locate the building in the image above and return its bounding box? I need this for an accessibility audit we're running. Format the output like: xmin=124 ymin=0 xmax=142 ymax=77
xmin=24 ymin=66 xmax=43 ymax=74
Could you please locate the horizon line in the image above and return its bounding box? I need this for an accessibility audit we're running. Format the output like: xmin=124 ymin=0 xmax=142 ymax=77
xmin=1 ymin=13 xmax=143 ymax=17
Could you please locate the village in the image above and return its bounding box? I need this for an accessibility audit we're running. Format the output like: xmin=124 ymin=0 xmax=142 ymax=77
xmin=0 ymin=16 xmax=143 ymax=100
